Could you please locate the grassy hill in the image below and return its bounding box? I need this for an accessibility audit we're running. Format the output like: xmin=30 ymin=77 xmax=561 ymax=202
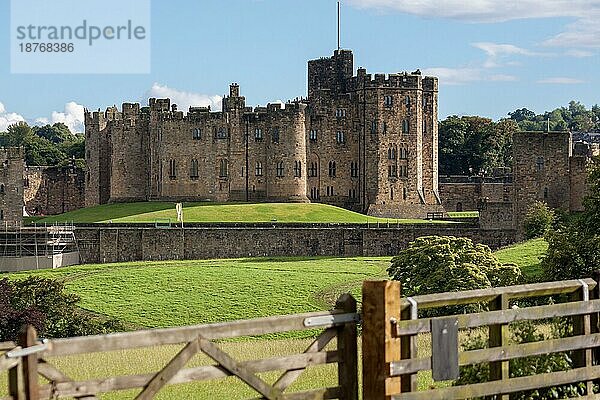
xmin=495 ymin=238 xmax=549 ymax=279
xmin=31 ymin=202 xmax=456 ymax=224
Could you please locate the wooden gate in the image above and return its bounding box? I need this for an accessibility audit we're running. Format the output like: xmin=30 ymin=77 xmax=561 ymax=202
xmin=1 ymin=294 xmax=358 ymax=400
xmin=362 ymin=277 xmax=600 ymax=399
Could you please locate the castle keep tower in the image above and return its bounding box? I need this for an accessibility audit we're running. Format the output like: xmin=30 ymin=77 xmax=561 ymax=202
xmin=0 ymin=147 xmax=24 ymax=227
xmin=85 ymin=49 xmax=443 ymax=218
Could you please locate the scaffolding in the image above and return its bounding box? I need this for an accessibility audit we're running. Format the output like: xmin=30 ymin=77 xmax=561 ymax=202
xmin=0 ymin=222 xmax=80 ymax=272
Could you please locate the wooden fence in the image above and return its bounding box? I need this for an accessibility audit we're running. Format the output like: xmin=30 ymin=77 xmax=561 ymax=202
xmin=362 ymin=276 xmax=600 ymax=399
xmin=0 ymin=294 xmax=358 ymax=400
xmin=4 ymin=277 xmax=600 ymax=399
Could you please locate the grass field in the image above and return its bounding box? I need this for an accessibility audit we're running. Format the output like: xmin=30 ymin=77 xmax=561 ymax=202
xmin=1 ymin=240 xmax=550 ymax=399
xmin=495 ymin=238 xmax=549 ymax=279
xmin=31 ymin=202 xmax=456 ymax=225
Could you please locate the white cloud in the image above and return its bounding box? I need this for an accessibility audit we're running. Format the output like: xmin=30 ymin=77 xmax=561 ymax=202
xmin=147 ymin=83 xmax=223 ymax=112
xmin=48 ymin=102 xmax=85 ymax=133
xmin=0 ymin=102 xmax=26 ymax=132
xmin=565 ymin=49 xmax=595 ymax=57
xmin=544 ymin=18 xmax=600 ymax=48
xmin=347 ymin=0 xmax=598 ymax=23
xmin=421 ymin=67 xmax=481 ymax=85
xmin=537 ymin=77 xmax=586 ymax=84
xmin=472 ymin=42 xmax=535 ymax=57
xmin=489 ymin=74 xmax=518 ymax=82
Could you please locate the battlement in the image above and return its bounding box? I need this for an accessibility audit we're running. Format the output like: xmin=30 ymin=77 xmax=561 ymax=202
xmin=347 ymin=69 xmax=437 ymax=91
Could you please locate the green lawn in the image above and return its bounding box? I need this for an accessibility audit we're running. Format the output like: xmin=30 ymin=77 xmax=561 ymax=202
xmin=447 ymin=211 xmax=479 ymax=218
xmin=495 ymin=238 xmax=549 ymax=279
xmin=8 ymin=257 xmax=389 ymax=330
xmin=31 ymin=202 xmax=456 ymax=225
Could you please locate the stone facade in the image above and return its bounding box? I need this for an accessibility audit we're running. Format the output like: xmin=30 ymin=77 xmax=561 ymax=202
xmin=439 ymin=176 xmax=512 ymax=212
xmin=0 ymin=148 xmax=24 ymax=227
xmin=85 ymin=49 xmax=444 ymax=218
xmin=75 ymin=224 xmax=515 ymax=264
xmin=24 ymin=163 xmax=85 ymax=216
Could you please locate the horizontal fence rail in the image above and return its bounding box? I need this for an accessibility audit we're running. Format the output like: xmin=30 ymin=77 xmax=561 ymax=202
xmin=363 ymin=275 xmax=600 ymax=399
xmin=4 ymin=295 xmax=359 ymax=400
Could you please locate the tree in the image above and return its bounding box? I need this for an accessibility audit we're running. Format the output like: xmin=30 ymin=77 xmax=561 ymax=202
xmin=0 ymin=277 xmax=123 ymax=341
xmin=543 ymin=158 xmax=600 ymax=280
xmin=388 ymin=236 xmax=522 ymax=298
xmin=508 ymin=108 xmax=536 ymax=123
xmin=523 ymin=201 xmax=555 ymax=239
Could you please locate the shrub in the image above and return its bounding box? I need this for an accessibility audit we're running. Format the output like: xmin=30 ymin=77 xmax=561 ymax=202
xmin=523 ymin=201 xmax=555 ymax=239
xmin=0 ymin=277 xmax=124 ymax=341
xmin=455 ymin=320 xmax=587 ymax=399
xmin=387 ymin=236 xmax=522 ymax=314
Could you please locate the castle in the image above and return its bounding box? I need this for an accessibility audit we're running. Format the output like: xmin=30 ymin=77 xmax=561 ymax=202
xmin=0 ymin=147 xmax=24 ymax=228
xmin=85 ymin=50 xmax=445 ymax=218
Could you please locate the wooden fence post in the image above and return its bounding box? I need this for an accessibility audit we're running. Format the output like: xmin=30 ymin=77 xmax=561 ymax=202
xmin=336 ymin=294 xmax=358 ymax=400
xmin=573 ymin=278 xmax=594 ymax=395
xmin=591 ymin=271 xmax=600 ymax=365
xmin=362 ymin=280 xmax=401 ymax=400
xmin=488 ymin=294 xmax=509 ymax=400
xmin=19 ymin=325 xmax=39 ymax=400
xmin=8 ymin=356 xmax=23 ymax=400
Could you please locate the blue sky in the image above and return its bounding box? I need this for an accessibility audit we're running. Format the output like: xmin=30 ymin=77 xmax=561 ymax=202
xmin=1 ymin=0 xmax=599 ymax=132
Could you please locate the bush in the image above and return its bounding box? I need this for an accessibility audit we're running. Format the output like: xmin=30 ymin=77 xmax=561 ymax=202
xmin=387 ymin=236 xmax=522 ymax=314
xmin=523 ymin=201 xmax=555 ymax=239
xmin=455 ymin=320 xmax=587 ymax=399
xmin=0 ymin=277 xmax=124 ymax=341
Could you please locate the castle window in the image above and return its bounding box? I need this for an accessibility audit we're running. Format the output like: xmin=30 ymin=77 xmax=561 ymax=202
xmin=350 ymin=161 xmax=359 ymax=178
xmin=255 ymin=161 xmax=263 ymax=176
xmin=388 ymin=147 xmax=397 ymax=160
xmin=335 ymin=109 xmax=346 ymax=118
xmin=388 ymin=165 xmax=398 ymax=178
xmin=382 ymin=122 xmax=388 ymax=134
xmin=216 ymin=127 xmax=228 ymax=139
xmin=310 ymin=187 xmax=321 ymax=200
xmin=190 ymin=159 xmax=199 ymax=179
xmin=349 ymin=188 xmax=356 ymax=199
xmin=371 ymin=120 xmax=378 ymax=134
xmin=219 ymin=159 xmax=228 ymax=178
xmin=328 ymin=161 xmax=336 ymax=178
xmin=403 ymin=187 xmax=407 ymax=200
xmin=255 ymin=128 xmax=263 ymax=141
xmin=399 ymin=147 xmax=408 ymax=159
xmin=402 ymin=119 xmax=410 ymax=134
xmin=536 ymin=157 xmax=544 ymax=171
xmin=544 ymin=187 xmax=549 ymax=200
xmin=400 ymin=165 xmax=408 ymax=178
xmin=326 ymin=186 xmax=335 ymax=196
xmin=309 ymin=162 xmax=318 ymax=177
xmin=390 ymin=187 xmax=394 ymax=200
xmin=423 ymin=96 xmax=429 ymax=107
xmin=192 ymin=128 xmax=202 ymax=140
xmin=384 ymin=95 xmax=393 ymax=107
xmin=272 ymin=128 xmax=280 ymax=143
xmin=0 ymin=184 xmax=4 ymax=194
xmin=276 ymin=162 xmax=284 ymax=177
xmin=423 ymin=119 xmax=427 ymax=133
xmin=0 ymin=210 xmax=3 ymax=220
xmin=336 ymin=131 xmax=346 ymax=144
xmin=294 ymin=161 xmax=302 ymax=178
xmin=23 ymin=178 xmax=29 ymax=188
xmin=169 ymin=160 xmax=176 ymax=179
xmin=309 ymin=129 xmax=318 ymax=141
xmin=405 ymin=96 xmax=411 ymax=106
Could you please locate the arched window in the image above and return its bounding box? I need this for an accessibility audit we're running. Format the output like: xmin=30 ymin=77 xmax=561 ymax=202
xmin=400 ymin=147 xmax=408 ymax=159
xmin=219 ymin=159 xmax=228 ymax=177
xmin=294 ymin=161 xmax=302 ymax=177
xmin=402 ymin=119 xmax=410 ymax=134
xmin=328 ymin=161 xmax=336 ymax=177
xmin=190 ymin=159 xmax=199 ymax=178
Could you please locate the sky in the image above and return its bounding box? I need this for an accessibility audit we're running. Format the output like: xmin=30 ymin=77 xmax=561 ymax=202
xmin=1 ymin=0 xmax=599 ymax=133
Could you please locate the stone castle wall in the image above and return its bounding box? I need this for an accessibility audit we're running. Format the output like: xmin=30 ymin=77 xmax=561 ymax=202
xmin=86 ymin=49 xmax=443 ymax=219
xmin=24 ymin=165 xmax=85 ymax=215
xmin=75 ymin=224 xmax=516 ymax=264
xmin=0 ymin=148 xmax=24 ymax=227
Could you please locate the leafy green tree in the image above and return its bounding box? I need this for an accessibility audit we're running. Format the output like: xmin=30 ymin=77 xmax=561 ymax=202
xmin=523 ymin=201 xmax=555 ymax=239
xmin=0 ymin=277 xmax=123 ymax=341
xmin=388 ymin=236 xmax=522 ymax=297
xmin=543 ymin=159 xmax=600 ymax=280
